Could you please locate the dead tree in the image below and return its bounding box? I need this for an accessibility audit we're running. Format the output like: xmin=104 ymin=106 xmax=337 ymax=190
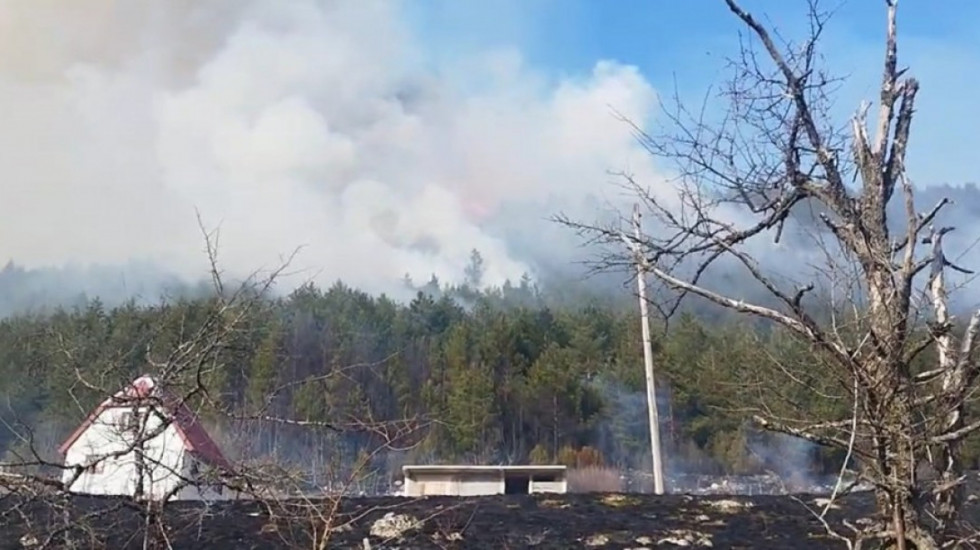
xmin=0 ymin=216 xmax=432 ymax=548
xmin=0 ymin=216 xmax=300 ymax=549
xmin=558 ymin=1 xmax=978 ymax=548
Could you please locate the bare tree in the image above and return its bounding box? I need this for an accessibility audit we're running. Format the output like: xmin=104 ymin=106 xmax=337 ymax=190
xmin=558 ymin=1 xmax=979 ymax=548
xmin=0 ymin=216 xmax=297 ymax=548
xmin=0 ymin=217 xmax=430 ymax=549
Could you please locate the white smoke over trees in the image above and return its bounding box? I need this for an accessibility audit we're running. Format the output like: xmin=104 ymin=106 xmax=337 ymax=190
xmin=2 ymin=0 xmax=978 ymax=318
xmin=0 ymin=0 xmax=663 ymax=298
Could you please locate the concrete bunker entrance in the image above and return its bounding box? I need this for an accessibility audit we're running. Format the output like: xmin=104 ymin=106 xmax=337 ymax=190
xmin=504 ymin=473 xmax=530 ymax=494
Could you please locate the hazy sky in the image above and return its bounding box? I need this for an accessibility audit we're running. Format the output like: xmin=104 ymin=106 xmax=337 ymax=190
xmin=0 ymin=0 xmax=975 ymax=297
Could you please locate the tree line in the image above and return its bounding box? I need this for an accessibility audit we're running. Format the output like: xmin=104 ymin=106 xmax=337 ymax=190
xmin=3 ymin=263 xmax=978 ymax=482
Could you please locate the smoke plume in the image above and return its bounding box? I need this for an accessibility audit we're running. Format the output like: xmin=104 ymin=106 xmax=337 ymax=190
xmin=0 ymin=0 xmax=661 ymax=298
xmin=1 ymin=0 xmax=977 ymax=313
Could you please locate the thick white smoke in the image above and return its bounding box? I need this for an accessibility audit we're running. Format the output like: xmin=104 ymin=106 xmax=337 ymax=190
xmin=0 ymin=0 xmax=663 ymax=296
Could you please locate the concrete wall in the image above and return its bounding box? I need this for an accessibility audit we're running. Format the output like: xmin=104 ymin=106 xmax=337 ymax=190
xmin=403 ymin=467 xmax=567 ymax=497
xmin=455 ymin=472 xmax=503 ymax=496
xmin=529 ymin=479 xmax=566 ymax=494
xmin=61 ymin=406 xmax=221 ymax=501
xmin=404 ymin=471 xmax=450 ymax=496
xmin=404 ymin=471 xmax=503 ymax=496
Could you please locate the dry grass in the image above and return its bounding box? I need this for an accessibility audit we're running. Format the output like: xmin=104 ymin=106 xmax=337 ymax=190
xmin=567 ymin=467 xmax=625 ymax=493
xmin=600 ymin=494 xmax=641 ymax=508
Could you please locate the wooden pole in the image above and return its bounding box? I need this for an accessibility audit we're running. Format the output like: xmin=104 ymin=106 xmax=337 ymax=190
xmin=630 ymin=203 xmax=665 ymax=495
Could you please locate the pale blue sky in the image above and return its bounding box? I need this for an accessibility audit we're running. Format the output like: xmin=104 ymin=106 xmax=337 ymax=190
xmin=407 ymin=0 xmax=980 ymax=187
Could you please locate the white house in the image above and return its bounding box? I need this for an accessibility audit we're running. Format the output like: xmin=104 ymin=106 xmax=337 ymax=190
xmin=58 ymin=375 xmax=234 ymax=501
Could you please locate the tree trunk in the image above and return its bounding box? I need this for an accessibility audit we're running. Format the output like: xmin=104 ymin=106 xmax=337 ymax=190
xmin=932 ymin=426 xmax=965 ymax=539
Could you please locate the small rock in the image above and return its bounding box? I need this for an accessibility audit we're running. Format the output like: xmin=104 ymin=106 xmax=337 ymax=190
xmin=813 ymin=497 xmax=840 ymax=509
xmin=585 ymin=533 xmax=610 ymax=546
xmin=432 ymin=531 xmax=464 ymax=542
xmin=525 ymin=532 xmax=547 ymax=545
xmin=707 ymin=499 xmax=753 ymax=513
xmin=369 ymin=512 xmax=420 ymax=539
xmin=658 ymin=529 xmax=713 ymax=547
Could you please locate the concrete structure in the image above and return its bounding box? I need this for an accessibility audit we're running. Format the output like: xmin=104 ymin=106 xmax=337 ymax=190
xmin=58 ymin=375 xmax=234 ymax=501
xmin=401 ymin=465 xmax=567 ymax=497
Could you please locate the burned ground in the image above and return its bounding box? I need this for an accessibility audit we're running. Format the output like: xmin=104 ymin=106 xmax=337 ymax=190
xmin=1 ymin=487 xmax=978 ymax=549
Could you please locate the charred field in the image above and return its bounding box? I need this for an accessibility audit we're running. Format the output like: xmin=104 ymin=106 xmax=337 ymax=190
xmin=6 ymin=484 xmax=980 ymax=549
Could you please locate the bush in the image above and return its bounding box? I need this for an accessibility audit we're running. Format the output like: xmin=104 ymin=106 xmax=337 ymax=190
xmin=528 ymin=444 xmax=551 ymax=465
xmin=556 ymin=445 xmax=578 ymax=467
xmin=555 ymin=445 xmax=607 ymax=468
xmin=575 ymin=446 xmax=604 ymax=468
xmin=567 ymin=467 xmax=624 ymax=493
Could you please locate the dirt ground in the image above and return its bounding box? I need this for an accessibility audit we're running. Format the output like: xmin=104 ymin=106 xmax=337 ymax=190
xmin=0 ymin=487 xmax=976 ymax=549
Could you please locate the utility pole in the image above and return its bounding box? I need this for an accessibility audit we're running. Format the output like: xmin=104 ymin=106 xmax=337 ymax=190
xmin=621 ymin=203 xmax=666 ymax=495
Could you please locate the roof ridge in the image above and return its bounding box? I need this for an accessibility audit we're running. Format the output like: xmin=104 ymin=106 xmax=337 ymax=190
xmin=57 ymin=376 xmax=232 ymax=472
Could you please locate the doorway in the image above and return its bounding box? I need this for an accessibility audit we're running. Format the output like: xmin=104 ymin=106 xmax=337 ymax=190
xmin=503 ymin=473 xmax=530 ymax=494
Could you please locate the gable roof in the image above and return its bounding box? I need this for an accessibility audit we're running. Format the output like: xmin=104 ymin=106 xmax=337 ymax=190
xmin=57 ymin=375 xmax=232 ymax=471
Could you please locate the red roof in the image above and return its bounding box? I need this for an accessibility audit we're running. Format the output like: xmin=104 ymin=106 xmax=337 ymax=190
xmin=57 ymin=375 xmax=232 ymax=471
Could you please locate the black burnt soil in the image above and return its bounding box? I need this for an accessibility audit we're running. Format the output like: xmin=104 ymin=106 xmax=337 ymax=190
xmin=2 ymin=488 xmax=978 ymax=549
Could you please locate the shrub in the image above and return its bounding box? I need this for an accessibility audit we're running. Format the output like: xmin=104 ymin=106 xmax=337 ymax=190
xmin=567 ymin=467 xmax=624 ymax=493
xmin=555 ymin=445 xmax=607 ymax=468
xmin=575 ymin=446 xmax=604 ymax=468
xmin=528 ymin=444 xmax=551 ymax=465
xmin=556 ymin=445 xmax=578 ymax=467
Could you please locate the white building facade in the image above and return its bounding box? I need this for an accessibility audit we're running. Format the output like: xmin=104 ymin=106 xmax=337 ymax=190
xmin=401 ymin=465 xmax=567 ymax=497
xmin=59 ymin=376 xmax=233 ymax=501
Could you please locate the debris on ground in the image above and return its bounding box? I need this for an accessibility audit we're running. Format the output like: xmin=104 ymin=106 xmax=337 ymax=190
xmin=369 ymin=512 xmax=419 ymax=539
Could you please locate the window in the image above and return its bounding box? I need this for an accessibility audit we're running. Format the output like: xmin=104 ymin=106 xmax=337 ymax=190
xmin=84 ymin=454 xmax=104 ymax=474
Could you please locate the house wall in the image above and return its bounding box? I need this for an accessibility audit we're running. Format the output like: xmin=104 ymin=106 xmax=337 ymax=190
xmin=173 ymin=455 xmax=234 ymax=501
xmin=62 ymin=405 xmax=189 ymax=500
